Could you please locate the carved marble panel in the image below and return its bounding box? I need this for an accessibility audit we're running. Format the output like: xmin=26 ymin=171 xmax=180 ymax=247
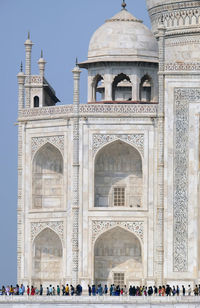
xmin=92 ymin=134 xmax=144 ymax=157
xmin=92 ymin=220 xmax=144 ymax=244
xmin=31 ymin=221 xmax=64 ymax=242
xmin=173 ymin=88 xmax=200 ymax=272
xmin=32 ymin=135 xmax=64 ymax=158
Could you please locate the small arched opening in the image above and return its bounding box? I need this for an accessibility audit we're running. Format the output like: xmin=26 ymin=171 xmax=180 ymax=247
xmin=112 ymin=73 xmax=132 ymax=101
xmin=34 ymin=96 xmax=39 ymax=108
xmin=92 ymin=75 xmax=104 ymax=102
xmin=139 ymin=75 xmax=152 ymax=102
xmin=94 ymin=227 xmax=143 ymax=286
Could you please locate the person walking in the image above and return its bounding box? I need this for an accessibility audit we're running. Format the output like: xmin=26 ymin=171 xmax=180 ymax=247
xmin=182 ymin=285 xmax=185 ymax=296
xmin=92 ymin=284 xmax=96 ymax=296
xmin=88 ymin=285 xmax=92 ymax=296
xmin=188 ymin=285 xmax=191 ymax=296
xmin=57 ymin=285 xmax=60 ymax=296
xmin=70 ymin=285 xmax=74 ymax=296
xmin=39 ymin=284 xmax=43 ymax=296
xmin=65 ymin=284 xmax=69 ymax=296
xmin=194 ymin=285 xmax=198 ymax=296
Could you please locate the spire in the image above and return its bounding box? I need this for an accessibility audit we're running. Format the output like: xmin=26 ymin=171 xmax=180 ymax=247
xmin=38 ymin=50 xmax=46 ymax=77
xmin=121 ymin=0 xmax=127 ymax=10
xmin=76 ymin=57 xmax=78 ymax=66
xmin=28 ymin=31 xmax=30 ymax=39
xmin=20 ymin=61 xmax=23 ymax=72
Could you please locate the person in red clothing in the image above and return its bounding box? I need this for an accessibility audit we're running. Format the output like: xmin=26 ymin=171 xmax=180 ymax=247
xmin=27 ymin=285 xmax=30 ymax=296
xmin=31 ymin=286 xmax=35 ymax=295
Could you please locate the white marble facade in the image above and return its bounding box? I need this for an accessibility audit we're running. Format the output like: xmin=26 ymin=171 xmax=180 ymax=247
xmin=17 ymin=0 xmax=200 ymax=289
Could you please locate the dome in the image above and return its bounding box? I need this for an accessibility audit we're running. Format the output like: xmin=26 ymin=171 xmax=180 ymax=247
xmin=86 ymin=8 xmax=158 ymax=64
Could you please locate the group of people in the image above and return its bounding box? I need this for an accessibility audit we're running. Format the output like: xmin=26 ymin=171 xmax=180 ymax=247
xmin=1 ymin=283 xmax=200 ymax=296
xmin=88 ymin=284 xmax=196 ymax=296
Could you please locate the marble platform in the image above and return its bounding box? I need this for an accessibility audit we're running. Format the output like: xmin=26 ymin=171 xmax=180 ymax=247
xmin=0 ymin=296 xmax=200 ymax=307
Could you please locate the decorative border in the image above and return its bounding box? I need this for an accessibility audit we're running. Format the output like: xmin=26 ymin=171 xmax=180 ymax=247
xmin=92 ymin=134 xmax=144 ymax=157
xmin=31 ymin=135 xmax=64 ymax=158
xmin=165 ymin=62 xmax=200 ymax=71
xmin=18 ymin=104 xmax=157 ymax=120
xmin=31 ymin=221 xmax=64 ymax=242
xmin=173 ymin=88 xmax=200 ymax=272
xmin=92 ymin=220 xmax=144 ymax=244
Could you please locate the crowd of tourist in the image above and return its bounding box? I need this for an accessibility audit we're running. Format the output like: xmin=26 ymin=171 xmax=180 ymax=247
xmin=1 ymin=283 xmax=200 ymax=296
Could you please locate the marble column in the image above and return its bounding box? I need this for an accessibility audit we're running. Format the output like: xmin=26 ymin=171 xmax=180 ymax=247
xmin=72 ymin=63 xmax=81 ymax=286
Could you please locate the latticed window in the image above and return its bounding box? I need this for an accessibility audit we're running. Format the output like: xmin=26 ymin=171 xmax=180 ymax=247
xmin=113 ymin=273 xmax=125 ymax=287
xmin=113 ymin=187 xmax=125 ymax=206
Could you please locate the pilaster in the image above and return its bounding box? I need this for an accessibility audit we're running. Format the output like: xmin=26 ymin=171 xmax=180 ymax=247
xmin=72 ymin=64 xmax=81 ymax=286
xmin=155 ymin=23 xmax=166 ymax=285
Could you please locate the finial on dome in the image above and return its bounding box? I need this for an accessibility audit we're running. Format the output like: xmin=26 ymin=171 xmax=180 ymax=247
xmin=76 ymin=57 xmax=78 ymax=66
xmin=20 ymin=61 xmax=23 ymax=72
xmin=121 ymin=0 xmax=127 ymax=10
xmin=28 ymin=31 xmax=30 ymax=39
xmin=41 ymin=49 xmax=43 ymax=58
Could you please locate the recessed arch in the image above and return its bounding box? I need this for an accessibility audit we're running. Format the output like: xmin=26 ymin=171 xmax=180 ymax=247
xmin=112 ymin=73 xmax=132 ymax=101
xmin=32 ymin=142 xmax=63 ymax=209
xmin=94 ymin=140 xmax=143 ymax=208
xmin=94 ymin=226 xmax=143 ymax=286
xmin=32 ymin=228 xmax=63 ymax=284
xmin=139 ymin=74 xmax=153 ymax=102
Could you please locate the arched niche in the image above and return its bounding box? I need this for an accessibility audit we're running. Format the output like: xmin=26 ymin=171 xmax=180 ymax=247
xmin=92 ymin=74 xmax=104 ymax=102
xmin=139 ymin=75 xmax=152 ymax=102
xmin=32 ymin=228 xmax=63 ymax=283
xmin=112 ymin=73 xmax=132 ymax=101
xmin=34 ymin=96 xmax=39 ymax=108
xmin=94 ymin=140 xmax=143 ymax=208
xmin=94 ymin=226 xmax=143 ymax=286
xmin=32 ymin=143 xmax=63 ymax=209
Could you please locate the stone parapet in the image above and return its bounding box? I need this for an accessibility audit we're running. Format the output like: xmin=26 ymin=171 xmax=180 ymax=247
xmin=18 ymin=104 xmax=158 ymax=121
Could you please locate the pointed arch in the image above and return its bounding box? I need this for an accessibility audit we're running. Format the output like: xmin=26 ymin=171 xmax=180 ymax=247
xmin=112 ymin=73 xmax=132 ymax=101
xmin=139 ymin=74 xmax=153 ymax=102
xmin=32 ymin=227 xmax=63 ymax=283
xmin=94 ymin=226 xmax=143 ymax=286
xmin=92 ymin=74 xmax=104 ymax=102
xmin=94 ymin=140 xmax=143 ymax=208
xmin=34 ymin=96 xmax=39 ymax=108
xmin=32 ymin=143 xmax=63 ymax=209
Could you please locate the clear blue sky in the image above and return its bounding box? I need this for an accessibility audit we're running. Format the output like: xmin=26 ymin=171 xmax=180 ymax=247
xmin=0 ymin=0 xmax=150 ymax=286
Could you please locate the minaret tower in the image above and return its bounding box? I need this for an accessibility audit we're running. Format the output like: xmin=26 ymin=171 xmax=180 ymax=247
xmin=72 ymin=60 xmax=81 ymax=286
xmin=24 ymin=32 xmax=33 ymax=108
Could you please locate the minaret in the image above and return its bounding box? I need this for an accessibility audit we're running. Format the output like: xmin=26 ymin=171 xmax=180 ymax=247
xmin=72 ymin=59 xmax=81 ymax=286
xmin=17 ymin=62 xmax=26 ymax=284
xmin=24 ymin=32 xmax=33 ymax=108
xmin=38 ymin=50 xmax=46 ymax=78
xmin=17 ymin=62 xmax=25 ymax=110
